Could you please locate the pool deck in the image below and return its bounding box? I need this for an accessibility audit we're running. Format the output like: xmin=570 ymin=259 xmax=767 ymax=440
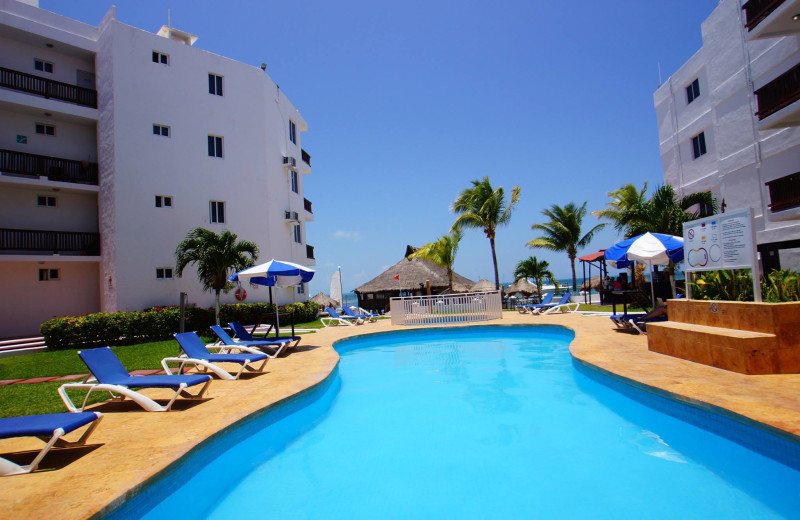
xmin=2 ymin=312 xmax=800 ymax=519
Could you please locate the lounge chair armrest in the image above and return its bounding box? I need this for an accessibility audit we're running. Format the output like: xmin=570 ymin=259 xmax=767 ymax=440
xmin=161 ymin=357 xmax=235 ymax=380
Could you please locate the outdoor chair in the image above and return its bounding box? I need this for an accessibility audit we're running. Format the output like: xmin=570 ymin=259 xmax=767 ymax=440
xmin=228 ymin=321 xmax=301 ymax=350
xmin=58 ymin=347 xmax=212 ymax=413
xmin=532 ymin=292 xmax=581 ymax=315
xmin=342 ymin=306 xmax=378 ymax=322
xmin=168 ymin=332 xmax=270 ymax=380
xmin=518 ymin=293 xmax=554 ymax=313
xmin=0 ymin=411 xmax=103 ymax=475
xmin=210 ymin=325 xmax=288 ymax=357
xmin=322 ymin=307 xmax=363 ymax=327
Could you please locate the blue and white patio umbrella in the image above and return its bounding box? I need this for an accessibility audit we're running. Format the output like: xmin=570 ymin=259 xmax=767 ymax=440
xmin=229 ymin=259 xmax=315 ymax=334
xmin=604 ymin=232 xmax=684 ymax=306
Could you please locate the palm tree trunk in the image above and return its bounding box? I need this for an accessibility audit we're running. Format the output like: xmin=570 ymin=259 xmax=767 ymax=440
xmin=490 ymin=237 xmax=500 ymax=290
xmin=447 ymin=267 xmax=453 ymax=292
xmin=214 ymin=290 xmax=221 ymax=326
xmin=570 ymin=256 xmax=577 ymax=293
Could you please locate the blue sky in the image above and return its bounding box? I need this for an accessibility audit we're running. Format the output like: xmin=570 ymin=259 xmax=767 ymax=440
xmin=42 ymin=0 xmax=719 ymax=294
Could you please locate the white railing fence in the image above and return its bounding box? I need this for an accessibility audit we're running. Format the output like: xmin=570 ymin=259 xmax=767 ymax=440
xmin=390 ymin=291 xmax=503 ymax=326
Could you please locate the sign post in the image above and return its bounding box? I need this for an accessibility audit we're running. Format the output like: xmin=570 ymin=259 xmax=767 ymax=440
xmin=682 ymin=207 xmax=761 ymax=302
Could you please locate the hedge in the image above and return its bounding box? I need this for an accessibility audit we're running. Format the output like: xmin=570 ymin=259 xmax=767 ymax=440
xmin=40 ymin=301 xmax=319 ymax=351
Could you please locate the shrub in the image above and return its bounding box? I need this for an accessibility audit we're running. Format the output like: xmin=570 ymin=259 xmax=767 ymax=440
xmin=40 ymin=301 xmax=320 ymax=351
xmin=690 ymin=268 xmax=800 ymax=302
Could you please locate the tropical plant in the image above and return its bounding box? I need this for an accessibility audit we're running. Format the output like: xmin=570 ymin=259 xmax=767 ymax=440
xmin=528 ymin=202 xmax=606 ymax=293
xmin=409 ymin=231 xmax=462 ymax=292
xmin=451 ymin=177 xmax=520 ymax=290
xmin=761 ymin=269 xmax=800 ymax=302
xmin=175 ymin=228 xmax=259 ymax=325
xmin=591 ymin=182 xmax=649 ymax=238
xmin=513 ymin=256 xmax=556 ymax=301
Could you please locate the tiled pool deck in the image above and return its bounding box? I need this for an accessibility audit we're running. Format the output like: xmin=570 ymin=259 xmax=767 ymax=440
xmin=2 ymin=312 xmax=800 ymax=519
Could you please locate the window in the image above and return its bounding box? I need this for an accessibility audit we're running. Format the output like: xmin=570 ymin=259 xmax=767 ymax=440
xmin=686 ymin=78 xmax=701 ymax=104
xmin=691 ymin=132 xmax=707 ymax=159
xmin=153 ymin=124 xmax=170 ymax=137
xmin=34 ymin=59 xmax=54 ymax=73
xmin=152 ymin=51 xmax=169 ymax=65
xmin=297 ymin=283 xmax=305 ymax=295
xmin=38 ymin=268 xmax=60 ymax=281
xmin=37 ymin=195 xmax=57 ymax=207
xmin=208 ymin=73 xmax=223 ymax=96
xmin=766 ymin=172 xmax=800 ymax=212
xmin=291 ymin=170 xmax=298 ymax=193
xmin=293 ymin=224 xmax=301 ymax=243
xmin=289 ymin=120 xmax=296 ymax=145
xmin=155 ymin=195 xmax=172 ymax=208
xmin=208 ymin=135 xmax=223 ymax=158
xmin=210 ymin=200 xmax=225 ymax=223
xmin=35 ymin=123 xmax=55 ymax=136
xmin=156 ymin=267 xmax=174 ymax=279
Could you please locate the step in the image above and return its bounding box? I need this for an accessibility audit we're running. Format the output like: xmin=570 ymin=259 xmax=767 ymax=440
xmin=649 ymin=321 xmax=776 ymax=340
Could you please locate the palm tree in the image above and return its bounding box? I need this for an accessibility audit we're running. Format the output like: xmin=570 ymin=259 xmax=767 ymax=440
xmin=409 ymin=231 xmax=462 ymax=292
xmin=451 ymin=177 xmax=521 ymax=290
xmin=513 ymin=256 xmax=556 ymax=301
xmin=528 ymin=202 xmax=606 ymax=293
xmin=591 ymin=182 xmax=649 ymax=238
xmin=175 ymin=227 xmax=259 ymax=325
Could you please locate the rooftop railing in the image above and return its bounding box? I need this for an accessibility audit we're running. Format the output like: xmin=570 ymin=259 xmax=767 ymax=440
xmin=0 ymin=67 xmax=97 ymax=108
xmin=742 ymin=0 xmax=786 ymax=31
xmin=0 ymin=149 xmax=99 ymax=185
xmin=0 ymin=229 xmax=100 ymax=255
xmin=390 ymin=290 xmax=502 ymax=326
xmin=754 ymin=63 xmax=800 ymax=120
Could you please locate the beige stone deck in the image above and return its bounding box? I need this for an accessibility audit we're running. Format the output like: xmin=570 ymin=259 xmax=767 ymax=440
xmin=1 ymin=312 xmax=800 ymax=519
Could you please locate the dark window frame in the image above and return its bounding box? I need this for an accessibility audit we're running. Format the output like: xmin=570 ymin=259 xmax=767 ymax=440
xmin=210 ymin=200 xmax=226 ymax=223
xmin=692 ymin=132 xmax=707 ymax=159
xmin=152 ymin=51 xmax=169 ymax=65
xmin=34 ymin=58 xmax=54 ymax=73
xmin=208 ymin=73 xmax=223 ymax=96
xmin=686 ymin=78 xmax=701 ymax=104
xmin=207 ymin=135 xmax=223 ymax=158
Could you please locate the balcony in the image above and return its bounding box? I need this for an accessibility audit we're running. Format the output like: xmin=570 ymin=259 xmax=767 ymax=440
xmin=743 ymin=0 xmax=800 ymax=38
xmin=0 ymin=67 xmax=97 ymax=109
xmin=0 ymin=149 xmax=99 ymax=185
xmin=301 ymin=149 xmax=311 ymax=167
xmin=754 ymin=63 xmax=800 ymax=127
xmin=766 ymin=172 xmax=800 ymax=212
xmin=306 ymin=244 xmax=315 ymax=260
xmin=0 ymin=229 xmax=100 ymax=255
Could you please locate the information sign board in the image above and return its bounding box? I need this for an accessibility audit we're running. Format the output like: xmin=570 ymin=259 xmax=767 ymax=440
xmin=683 ymin=207 xmax=755 ymax=271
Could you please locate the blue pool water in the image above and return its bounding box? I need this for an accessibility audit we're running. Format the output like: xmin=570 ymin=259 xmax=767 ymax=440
xmin=135 ymin=325 xmax=800 ymax=519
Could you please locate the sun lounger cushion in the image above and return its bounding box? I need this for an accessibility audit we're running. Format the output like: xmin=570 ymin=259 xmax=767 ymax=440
xmin=0 ymin=412 xmax=99 ymax=440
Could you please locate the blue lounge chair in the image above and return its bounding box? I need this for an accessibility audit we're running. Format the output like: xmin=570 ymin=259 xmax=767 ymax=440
xmin=0 ymin=412 xmax=102 ymax=475
xmin=210 ymin=325 xmax=288 ymax=357
xmin=341 ymin=306 xmax=378 ymax=322
xmin=517 ymin=293 xmax=554 ymax=313
xmin=58 ymin=347 xmax=212 ymax=413
xmin=168 ymin=332 xmax=270 ymax=380
xmin=610 ymin=311 xmax=647 ymax=329
xmin=533 ymin=292 xmax=580 ymax=315
xmin=228 ymin=321 xmax=301 ymax=350
xmin=322 ymin=307 xmax=363 ymax=327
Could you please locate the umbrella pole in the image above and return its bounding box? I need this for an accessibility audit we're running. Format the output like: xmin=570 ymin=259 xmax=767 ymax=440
xmin=649 ymin=262 xmax=656 ymax=309
xmin=269 ymin=286 xmax=280 ymax=338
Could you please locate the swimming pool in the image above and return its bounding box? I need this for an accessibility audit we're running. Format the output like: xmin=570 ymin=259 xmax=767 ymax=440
xmin=129 ymin=325 xmax=800 ymax=519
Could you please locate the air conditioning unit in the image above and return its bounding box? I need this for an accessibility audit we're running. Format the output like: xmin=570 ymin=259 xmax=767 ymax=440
xmin=283 ymin=156 xmax=296 ymax=167
xmin=284 ymin=211 xmax=299 ymax=221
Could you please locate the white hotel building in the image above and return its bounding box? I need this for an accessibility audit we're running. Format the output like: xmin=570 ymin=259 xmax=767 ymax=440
xmin=0 ymin=0 xmax=315 ymax=338
xmin=654 ymin=0 xmax=800 ymax=272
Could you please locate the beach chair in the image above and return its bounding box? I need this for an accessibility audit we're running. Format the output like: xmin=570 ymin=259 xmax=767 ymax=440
xmin=210 ymin=325 xmax=288 ymax=357
xmin=0 ymin=411 xmax=103 ymax=476
xmin=518 ymin=293 xmax=554 ymax=313
xmin=535 ymin=292 xmax=580 ymax=315
xmin=609 ymin=311 xmax=647 ymax=329
xmin=58 ymin=347 xmax=212 ymax=413
xmin=342 ymin=306 xmax=378 ymax=322
xmin=228 ymin=321 xmax=301 ymax=350
xmin=322 ymin=307 xmax=363 ymax=327
xmin=167 ymin=332 xmax=270 ymax=380
xmin=627 ymin=313 xmax=668 ymax=335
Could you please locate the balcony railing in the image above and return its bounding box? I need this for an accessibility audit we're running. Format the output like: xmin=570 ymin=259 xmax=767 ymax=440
xmin=306 ymin=244 xmax=315 ymax=260
xmin=0 ymin=229 xmax=100 ymax=255
xmin=0 ymin=149 xmax=99 ymax=185
xmin=766 ymin=172 xmax=800 ymax=212
xmin=742 ymin=0 xmax=786 ymax=31
xmin=754 ymin=63 xmax=800 ymax=120
xmin=0 ymin=67 xmax=97 ymax=108
xmin=301 ymin=149 xmax=311 ymax=167
xmin=304 ymin=198 xmax=313 ymax=214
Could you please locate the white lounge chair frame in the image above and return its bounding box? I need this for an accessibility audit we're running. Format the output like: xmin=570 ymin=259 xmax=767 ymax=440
xmin=58 ymin=377 xmax=211 ymax=413
xmin=210 ymin=340 xmax=288 ymax=358
xmin=535 ymin=301 xmax=581 ymax=315
xmin=0 ymin=412 xmax=103 ymax=476
xmin=320 ymin=316 xmax=363 ymax=327
xmin=161 ymin=351 xmax=269 ymax=381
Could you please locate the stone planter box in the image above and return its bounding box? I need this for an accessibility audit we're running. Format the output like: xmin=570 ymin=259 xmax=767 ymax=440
xmin=647 ymin=299 xmax=800 ymax=375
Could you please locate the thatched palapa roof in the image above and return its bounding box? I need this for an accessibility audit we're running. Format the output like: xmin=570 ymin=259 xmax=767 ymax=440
xmin=355 ymin=246 xmax=475 ymax=294
xmin=470 ymin=278 xmax=497 ymax=292
xmin=310 ymin=292 xmax=339 ymax=308
xmin=506 ymin=277 xmax=537 ymax=296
